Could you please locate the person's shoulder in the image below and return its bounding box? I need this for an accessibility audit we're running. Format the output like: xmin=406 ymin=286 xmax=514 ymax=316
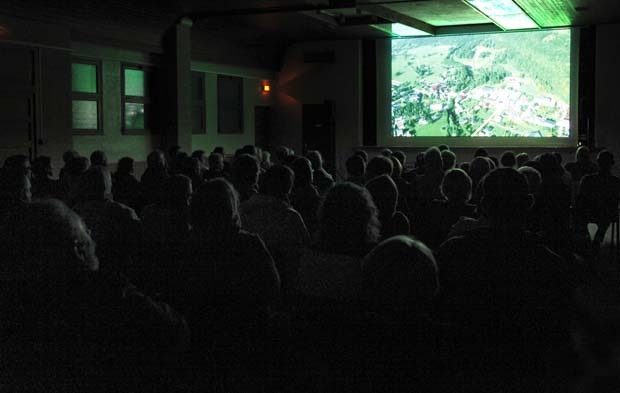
xmin=106 ymin=200 xmax=140 ymax=220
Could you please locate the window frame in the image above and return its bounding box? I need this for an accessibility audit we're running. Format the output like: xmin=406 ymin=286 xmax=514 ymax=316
xmin=71 ymin=58 xmax=103 ymax=135
xmin=217 ymin=74 xmax=244 ymax=134
xmin=121 ymin=63 xmax=152 ymax=135
xmin=191 ymin=71 xmax=206 ymax=135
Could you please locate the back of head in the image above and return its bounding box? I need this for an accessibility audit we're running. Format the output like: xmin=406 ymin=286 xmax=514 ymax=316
xmin=380 ymin=148 xmax=393 ymax=157
xmin=474 ymin=147 xmax=489 ymax=158
xmin=116 ymin=157 xmax=134 ymax=176
xmin=539 ymin=152 xmax=560 ymax=177
xmin=0 ymin=168 xmax=31 ymax=205
xmin=160 ymin=174 xmax=192 ymax=206
xmin=346 ymin=155 xmax=366 ymax=178
xmin=291 ymin=157 xmax=313 ymax=187
xmin=3 ymin=154 xmax=31 ymax=177
xmin=393 ymin=150 xmax=406 ymax=167
xmin=480 ymin=168 xmax=532 ymax=224
xmin=191 ymin=149 xmax=206 ymax=161
xmin=274 ymin=146 xmax=290 ymax=165
xmin=438 ymin=144 xmax=450 ymax=152
xmin=366 ymin=156 xmax=393 ymax=181
xmin=208 ymin=153 xmax=224 ymax=172
xmin=306 ymin=150 xmax=323 ymax=170
xmin=213 ymin=146 xmax=224 ymax=155
xmin=363 ymin=236 xmax=439 ymax=315
xmin=241 ymin=144 xmax=258 ymax=157
xmin=366 ymin=175 xmax=398 ymax=221
xmin=469 ymin=156 xmax=491 ymax=180
xmin=190 ymin=178 xmax=240 ymax=235
xmin=597 ymin=150 xmax=615 ymax=172
xmin=77 ymin=166 xmax=112 ymax=202
xmin=147 ymin=150 xmax=166 ymax=171
xmin=232 ymin=154 xmax=260 ymax=184
xmin=390 ymin=156 xmax=403 ymax=178
xmin=318 ymin=182 xmax=380 ymax=250
xmin=576 ymin=146 xmax=591 ymax=163
xmin=552 ymin=152 xmax=563 ymax=166
xmin=31 ymin=156 xmax=52 ymax=178
xmin=90 ymin=150 xmax=108 ymax=167
xmin=442 ymin=168 xmax=472 ymax=203
xmin=67 ymin=156 xmax=90 ymax=177
xmin=518 ymin=166 xmax=542 ymax=194
xmin=353 ymin=149 xmax=369 ymax=163
xmin=500 ymin=151 xmax=516 ymax=168
xmin=441 ymin=149 xmax=457 ymax=170
xmin=4 ymin=199 xmax=98 ymax=276
xmin=260 ymin=164 xmax=294 ymax=199
xmin=62 ymin=150 xmax=79 ymax=164
xmin=516 ymin=152 xmax=529 ymax=168
xmin=424 ymin=147 xmax=443 ymax=171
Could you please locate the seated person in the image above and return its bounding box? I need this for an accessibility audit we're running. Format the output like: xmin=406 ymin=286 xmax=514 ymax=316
xmin=365 ymin=175 xmax=410 ymax=239
xmin=575 ymin=150 xmax=620 ymax=253
xmin=565 ymin=146 xmax=598 ymax=183
xmin=140 ymin=150 xmax=169 ymax=206
xmin=345 ymin=154 xmax=366 ymax=186
xmin=297 ymin=182 xmax=380 ymax=303
xmin=232 ymin=154 xmax=260 ymax=203
xmin=239 ymin=165 xmax=310 ymax=295
xmin=421 ymin=168 xmax=477 ymax=249
xmin=31 ymin=155 xmax=60 ymax=199
xmin=112 ymin=156 xmax=143 ymax=212
xmin=437 ymin=168 xmax=577 ymax=392
xmin=0 ymin=168 xmax=31 ymax=226
xmin=365 ymin=155 xmax=393 ymax=182
xmin=306 ymin=150 xmax=334 ymax=195
xmin=289 ymin=157 xmax=322 ymax=237
xmin=204 ymin=152 xmax=227 ymax=180
xmin=73 ymin=166 xmax=142 ymax=275
xmin=0 ymin=200 xmax=188 ymax=392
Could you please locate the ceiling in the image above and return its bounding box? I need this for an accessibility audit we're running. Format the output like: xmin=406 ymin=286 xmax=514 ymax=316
xmin=184 ymin=0 xmax=620 ymax=42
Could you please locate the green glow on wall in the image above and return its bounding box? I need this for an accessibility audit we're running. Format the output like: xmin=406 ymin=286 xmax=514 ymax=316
xmin=72 ymin=63 xmax=97 ymax=93
xmin=514 ymin=0 xmax=574 ymax=27
xmin=124 ymin=69 xmax=145 ymax=96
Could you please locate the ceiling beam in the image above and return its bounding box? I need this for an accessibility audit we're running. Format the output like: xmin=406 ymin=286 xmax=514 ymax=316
xmin=356 ymin=4 xmax=436 ymax=35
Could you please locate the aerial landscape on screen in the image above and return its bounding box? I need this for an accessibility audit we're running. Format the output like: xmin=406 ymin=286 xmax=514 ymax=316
xmin=391 ymin=29 xmax=571 ymax=138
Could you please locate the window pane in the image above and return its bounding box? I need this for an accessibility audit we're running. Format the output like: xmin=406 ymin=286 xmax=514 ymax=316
xmin=124 ymin=68 xmax=145 ymax=96
xmin=72 ymin=63 xmax=97 ymax=93
xmin=192 ymin=104 xmax=205 ymax=132
xmin=72 ymin=100 xmax=98 ymax=129
xmin=192 ymin=73 xmax=204 ymax=101
xmin=125 ymin=103 xmax=145 ymax=129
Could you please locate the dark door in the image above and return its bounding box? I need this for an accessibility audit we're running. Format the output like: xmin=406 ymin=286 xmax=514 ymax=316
xmin=254 ymin=105 xmax=272 ymax=151
xmin=302 ymin=101 xmax=335 ymax=172
xmin=0 ymin=44 xmax=38 ymax=163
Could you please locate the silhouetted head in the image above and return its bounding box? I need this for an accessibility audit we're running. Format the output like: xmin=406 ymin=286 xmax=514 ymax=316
xmin=552 ymin=152 xmax=563 ymax=166
xmin=115 ymin=157 xmax=134 ymax=176
xmin=424 ymin=147 xmax=443 ymax=171
xmin=76 ymin=166 xmax=113 ymax=202
xmin=232 ymin=154 xmax=260 ymax=186
xmin=318 ymin=182 xmax=380 ymax=251
xmin=191 ymin=150 xmax=207 ymax=166
xmin=4 ymin=199 xmax=99 ymax=276
xmin=191 ymin=178 xmax=240 ymax=235
xmin=381 ymin=148 xmax=393 ymax=157
xmin=31 ymin=156 xmax=53 ymax=178
xmin=366 ymin=156 xmax=393 ymax=181
xmin=168 ymin=145 xmax=181 ymax=160
xmin=516 ymin=152 xmax=529 ymax=168
xmin=354 ymin=149 xmax=369 ymax=163
xmin=62 ymin=150 xmax=79 ymax=164
xmin=261 ymin=150 xmax=272 ymax=169
xmin=576 ymin=146 xmax=591 ymax=163
xmin=178 ymin=157 xmax=201 ymax=179
xmin=393 ymin=151 xmax=406 ymax=167
xmin=346 ymin=155 xmax=366 ymax=179
xmin=597 ymin=150 xmax=615 ymax=172
xmin=438 ymin=144 xmax=449 ymax=152
xmin=363 ymin=236 xmax=439 ymax=316
xmin=415 ymin=153 xmax=425 ymax=169
xmin=480 ymin=168 xmax=533 ymax=227
xmin=469 ymin=156 xmax=491 ymax=182
xmin=474 ymin=148 xmax=489 ymax=158
xmin=0 ymin=168 xmax=32 ymax=205
xmin=66 ymin=156 xmax=90 ymax=177
xmin=518 ymin=166 xmax=542 ymax=194
xmin=390 ymin=156 xmax=403 ymax=178
xmin=241 ymin=145 xmax=258 ymax=157
xmin=539 ymin=152 xmax=562 ymax=178
xmin=274 ymin=146 xmax=290 ymax=165
xmin=283 ymin=154 xmax=301 ymax=167
xmin=208 ymin=153 xmax=224 ymax=172
xmin=366 ymin=175 xmax=398 ymax=223
xmin=160 ymin=174 xmax=192 ymax=207
xmin=441 ymin=149 xmax=457 ymax=170
xmin=460 ymin=161 xmax=470 ymax=173
xmin=442 ymin=168 xmax=472 ymax=203
xmin=213 ymin=146 xmax=224 ymax=155
xmin=3 ymin=155 xmax=31 ymax=177
xmin=500 ymin=151 xmax=516 ymax=168
xmin=260 ymin=165 xmax=294 ymax=200
xmin=306 ymin=150 xmax=324 ymax=171
xmin=291 ymin=157 xmax=313 ymax=188
xmin=147 ymin=150 xmax=167 ymax=171
xmin=90 ymin=150 xmax=107 ymax=167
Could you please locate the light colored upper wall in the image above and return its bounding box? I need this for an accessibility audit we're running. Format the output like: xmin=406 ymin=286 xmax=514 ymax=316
xmin=596 ymin=23 xmax=620 ymax=163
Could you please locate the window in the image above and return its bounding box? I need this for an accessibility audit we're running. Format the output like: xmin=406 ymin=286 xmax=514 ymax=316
xmin=192 ymin=72 xmax=206 ymax=134
xmin=72 ymin=60 xmax=102 ymax=133
xmin=122 ymin=64 xmax=151 ymax=133
xmin=218 ymin=75 xmax=243 ymax=134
